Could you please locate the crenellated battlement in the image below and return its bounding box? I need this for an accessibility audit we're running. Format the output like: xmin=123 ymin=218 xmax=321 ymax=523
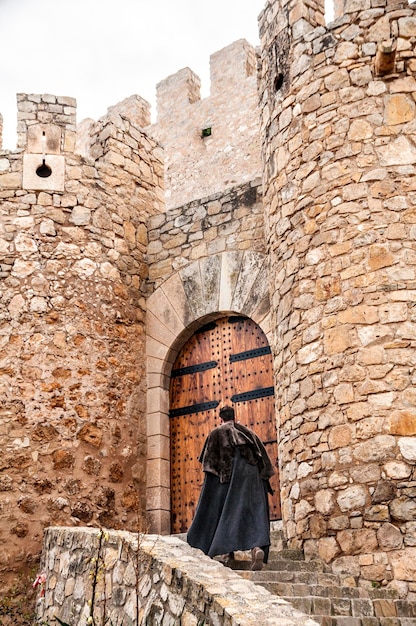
xmin=16 ymin=93 xmax=77 ymax=153
xmin=156 ymin=67 xmax=201 ymax=119
xmin=149 ymin=39 xmax=261 ymax=209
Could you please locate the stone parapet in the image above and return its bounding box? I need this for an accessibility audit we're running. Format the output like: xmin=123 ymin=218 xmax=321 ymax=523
xmin=16 ymin=93 xmax=77 ymax=153
xmin=37 ymin=526 xmax=318 ymax=626
xmin=259 ymin=0 xmax=416 ymax=590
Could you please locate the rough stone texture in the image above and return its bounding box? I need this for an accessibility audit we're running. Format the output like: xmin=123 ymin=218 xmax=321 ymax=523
xmin=148 ymin=40 xmax=261 ymax=210
xmin=37 ymin=527 xmax=317 ymax=626
xmin=259 ymin=0 xmax=416 ymax=591
xmin=2 ymin=0 xmax=416 ymax=613
xmin=147 ymin=179 xmax=265 ymax=290
xmin=0 ymin=94 xmax=163 ymax=589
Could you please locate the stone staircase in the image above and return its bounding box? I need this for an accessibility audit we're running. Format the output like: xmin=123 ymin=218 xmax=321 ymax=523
xmin=227 ymin=529 xmax=416 ymax=626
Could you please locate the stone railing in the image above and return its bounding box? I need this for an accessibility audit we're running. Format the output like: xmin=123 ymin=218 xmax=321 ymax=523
xmin=36 ymin=527 xmax=317 ymax=626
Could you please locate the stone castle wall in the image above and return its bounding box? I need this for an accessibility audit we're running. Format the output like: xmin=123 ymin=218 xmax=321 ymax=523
xmin=259 ymin=0 xmax=416 ymax=592
xmin=147 ymin=179 xmax=265 ymax=289
xmin=148 ymin=39 xmax=262 ymax=210
xmin=0 ymin=94 xmax=163 ymax=588
xmin=2 ymin=0 xmax=416 ymax=606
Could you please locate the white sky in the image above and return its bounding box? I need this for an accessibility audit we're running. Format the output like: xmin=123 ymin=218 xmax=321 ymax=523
xmin=0 ymin=0 xmax=266 ymax=148
xmin=0 ymin=0 xmax=335 ymax=149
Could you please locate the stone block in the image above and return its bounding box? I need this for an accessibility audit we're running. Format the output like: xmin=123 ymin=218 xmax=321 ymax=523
xmin=146 ymin=484 xmax=170 ymax=509
xmin=147 ymin=508 xmax=171 ymax=534
xmin=384 ymin=94 xmax=415 ymax=126
xmin=0 ymin=172 xmax=22 ymax=188
xmin=146 ymin=412 xmax=170 ymax=438
xmin=148 ymin=434 xmax=169 ymax=461
xmin=324 ymin=326 xmax=355 ymax=355
xmin=22 ymin=154 xmax=65 ymax=191
xmin=147 ymin=387 xmax=169 ymax=416
xmin=147 ymin=459 xmax=170 ymax=489
xmin=388 ymin=411 xmax=416 ymax=436
xmin=27 ymin=123 xmax=62 ymax=154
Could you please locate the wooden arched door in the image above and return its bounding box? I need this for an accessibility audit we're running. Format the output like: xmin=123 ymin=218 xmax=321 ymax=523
xmin=169 ymin=316 xmax=281 ymax=533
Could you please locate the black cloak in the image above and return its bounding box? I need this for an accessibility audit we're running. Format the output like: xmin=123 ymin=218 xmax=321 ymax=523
xmin=187 ymin=420 xmax=275 ymax=560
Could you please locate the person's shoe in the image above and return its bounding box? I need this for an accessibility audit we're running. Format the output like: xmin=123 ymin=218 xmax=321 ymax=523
xmin=250 ymin=547 xmax=264 ymax=571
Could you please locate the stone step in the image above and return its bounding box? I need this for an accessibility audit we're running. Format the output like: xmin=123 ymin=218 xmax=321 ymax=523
xmin=236 ymin=578 xmax=401 ymax=602
xmin=279 ymin=611 xmax=415 ymax=626
xmin=316 ymin=616 xmax=369 ymax=625
xmin=232 ymin=532 xmax=416 ymax=626
xmin=276 ymin=596 xmax=415 ymax=619
xmin=268 ymin=548 xmax=305 ymax=560
xmin=237 ymin=567 xmax=348 ymax=587
xmin=233 ymin=557 xmax=329 ymax=572
xmin=379 ymin=620 xmax=416 ymax=626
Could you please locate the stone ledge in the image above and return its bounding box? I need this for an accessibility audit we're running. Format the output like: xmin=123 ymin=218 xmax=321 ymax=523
xmin=38 ymin=526 xmax=319 ymax=626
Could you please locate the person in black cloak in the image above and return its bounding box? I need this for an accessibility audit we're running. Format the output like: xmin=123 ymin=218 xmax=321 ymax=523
xmin=186 ymin=405 xmax=275 ymax=571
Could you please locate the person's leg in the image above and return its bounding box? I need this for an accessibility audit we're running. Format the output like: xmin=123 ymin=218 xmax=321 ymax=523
xmin=250 ymin=546 xmax=265 ymax=571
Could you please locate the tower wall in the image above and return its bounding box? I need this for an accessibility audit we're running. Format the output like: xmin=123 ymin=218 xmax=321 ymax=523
xmin=259 ymin=0 xmax=416 ymax=588
xmin=0 ymin=94 xmax=163 ymax=588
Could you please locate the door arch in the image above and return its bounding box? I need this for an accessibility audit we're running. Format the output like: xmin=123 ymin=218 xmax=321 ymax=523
xmin=146 ymin=250 xmax=274 ymax=534
xmin=169 ymin=315 xmax=281 ymax=533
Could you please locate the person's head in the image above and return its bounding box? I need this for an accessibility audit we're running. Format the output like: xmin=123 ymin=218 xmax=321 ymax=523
xmin=219 ymin=405 xmax=235 ymax=422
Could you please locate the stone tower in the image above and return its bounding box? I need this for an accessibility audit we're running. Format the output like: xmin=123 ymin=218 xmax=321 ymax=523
xmin=259 ymin=0 xmax=416 ymax=588
xmin=0 ymin=93 xmax=163 ymax=587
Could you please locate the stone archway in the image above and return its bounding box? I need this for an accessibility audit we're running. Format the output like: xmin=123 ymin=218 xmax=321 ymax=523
xmin=146 ymin=250 xmax=272 ymax=533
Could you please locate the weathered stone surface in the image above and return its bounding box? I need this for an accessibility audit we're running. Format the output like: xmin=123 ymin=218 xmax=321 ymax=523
xmin=389 ymin=411 xmax=416 ymax=436
xmin=398 ymin=437 xmax=416 ymax=462
xmin=390 ymin=548 xmax=416 ymax=581
xmin=37 ymin=528 xmax=315 ymax=626
xmin=364 ymin=505 xmax=390 ymax=522
xmin=337 ymin=486 xmax=367 ymax=512
xmin=384 ymin=461 xmax=412 ymax=479
xmin=372 ymin=480 xmax=396 ymax=504
xmin=377 ymin=523 xmax=403 ymax=551
xmin=318 ymin=537 xmax=340 ymax=563
xmin=77 ymin=423 xmax=103 ymax=448
xmin=377 ymin=136 xmax=416 ymax=167
xmin=315 ymin=489 xmax=335 ymax=515
xmin=324 ymin=326 xmax=355 ymax=355
xmin=390 ymin=498 xmax=416 ymax=522
xmin=0 ymin=93 xmax=163 ymax=593
xmin=384 ymin=94 xmax=415 ymax=126
xmin=2 ymin=0 xmax=416 ymax=606
xmin=353 ymin=436 xmax=396 ymax=462
xmin=337 ymin=528 xmax=378 ymax=555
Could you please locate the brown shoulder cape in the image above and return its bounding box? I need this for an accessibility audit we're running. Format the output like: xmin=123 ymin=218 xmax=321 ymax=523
xmin=199 ymin=420 xmax=275 ymax=484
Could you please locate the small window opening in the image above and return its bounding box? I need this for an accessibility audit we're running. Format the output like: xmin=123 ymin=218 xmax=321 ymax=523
xmin=201 ymin=127 xmax=212 ymax=138
xmin=36 ymin=159 xmax=52 ymax=178
xmin=274 ymin=73 xmax=284 ymax=92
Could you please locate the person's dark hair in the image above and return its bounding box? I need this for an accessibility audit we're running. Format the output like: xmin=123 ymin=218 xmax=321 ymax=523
xmin=219 ymin=405 xmax=235 ymax=421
